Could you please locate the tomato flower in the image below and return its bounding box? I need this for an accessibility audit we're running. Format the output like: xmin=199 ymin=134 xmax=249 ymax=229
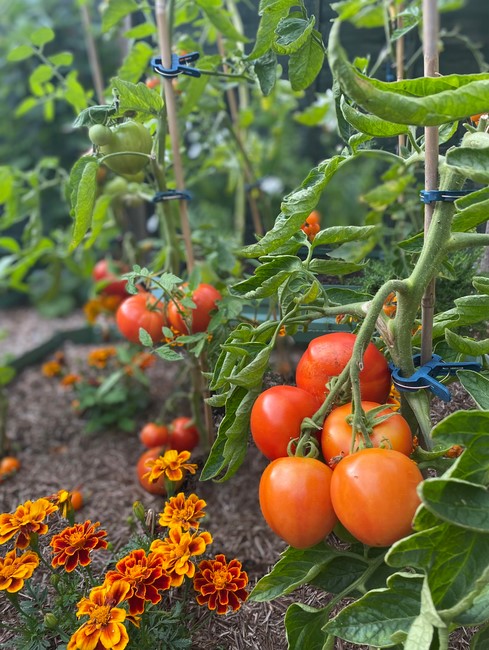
xmin=194 ymin=554 xmax=249 ymax=615
xmin=0 ymin=498 xmax=58 ymax=549
xmin=41 ymin=361 xmax=63 ymax=377
xmin=158 ymin=493 xmax=207 ymax=531
xmin=0 ymin=549 xmax=39 ymax=593
xmin=104 ymin=548 xmax=171 ymax=615
xmin=50 ymin=521 xmax=108 ymax=572
xmin=143 ymin=449 xmax=198 ymax=484
xmin=68 ymin=580 xmax=132 ymax=650
xmin=149 ymin=527 xmax=212 ymax=587
xmin=87 ymin=347 xmax=117 ymax=369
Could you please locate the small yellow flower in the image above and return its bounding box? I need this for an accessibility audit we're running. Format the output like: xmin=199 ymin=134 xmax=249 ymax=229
xmin=150 ymin=527 xmax=213 ymax=587
xmin=159 ymin=493 xmax=206 ymax=531
xmin=42 ymin=361 xmax=63 ymax=377
xmin=0 ymin=498 xmax=58 ymax=549
xmin=47 ymin=489 xmax=72 ymax=519
xmin=0 ymin=549 xmax=39 ymax=593
xmin=83 ymin=298 xmax=102 ymax=324
xmin=87 ymin=347 xmax=117 ymax=369
xmin=143 ymin=450 xmax=197 ymax=484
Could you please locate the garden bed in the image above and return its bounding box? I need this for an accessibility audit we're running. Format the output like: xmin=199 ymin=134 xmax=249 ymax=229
xmin=0 ymin=307 xmax=477 ymax=649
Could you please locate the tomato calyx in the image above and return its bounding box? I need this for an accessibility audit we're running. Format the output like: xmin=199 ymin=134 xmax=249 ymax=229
xmin=287 ymin=432 xmax=320 ymax=459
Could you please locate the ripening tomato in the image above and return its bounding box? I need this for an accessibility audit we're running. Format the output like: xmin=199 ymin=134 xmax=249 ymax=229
xmin=92 ymin=259 xmax=129 ymax=297
xmin=250 ymin=385 xmax=321 ymax=460
xmin=139 ymin=422 xmax=170 ymax=449
xmin=169 ymin=417 xmax=199 ymax=452
xmin=137 ymin=447 xmax=169 ymax=496
xmin=145 ymin=76 xmax=160 ymax=89
xmin=116 ymin=293 xmax=166 ymax=344
xmin=301 ymin=210 xmax=321 ymax=241
xmin=321 ymin=401 xmax=413 ymax=466
xmin=295 ymin=332 xmax=391 ymax=403
xmin=0 ymin=456 xmax=20 ymax=476
xmin=167 ymin=283 xmax=221 ymax=334
xmin=331 ymin=448 xmax=423 ymax=547
xmin=70 ymin=490 xmax=84 ymax=511
xmin=259 ymin=456 xmax=337 ymax=549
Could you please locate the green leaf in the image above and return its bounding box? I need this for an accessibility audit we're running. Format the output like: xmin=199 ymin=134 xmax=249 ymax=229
xmin=69 ymin=161 xmax=98 ymax=250
xmin=0 ymin=237 xmax=21 ymax=253
xmin=7 ymin=45 xmax=33 ymax=62
xmin=0 ymin=167 xmax=14 ymax=203
xmin=446 ymin=132 xmax=489 ymax=184
xmin=111 ymin=78 xmax=164 ymax=115
xmin=324 ymin=572 xmax=423 ymax=646
xmin=118 ymin=41 xmax=154 ymax=83
xmin=310 ymin=554 xmax=371 ymax=595
xmin=232 ymin=255 xmax=303 ymax=298
xmin=123 ymin=23 xmax=156 ymax=39
xmin=432 ymin=295 xmax=489 ymax=338
xmin=247 ymin=0 xmax=298 ymax=60
xmin=361 ymin=175 xmax=414 ymax=210
xmin=226 ymin=347 xmax=271 ymax=389
xmin=30 ymin=64 xmax=53 ymax=87
xmin=65 ymin=71 xmax=88 ymax=113
xmin=470 ymin=624 xmax=489 ymax=648
xmin=472 ymin=276 xmax=489 ymax=295
xmin=288 ymin=30 xmax=324 ymax=92
xmin=420 ymin=478 xmax=489 ymax=532
xmin=0 ymin=366 xmax=16 ymax=386
xmin=285 ymin=603 xmax=331 ymax=650
xmin=48 ymin=52 xmax=73 ymax=67
xmin=195 ymin=1 xmax=247 ymax=41
xmin=84 ymin=194 xmax=112 ymax=248
xmin=253 ymin=50 xmax=278 ymax=96
xmin=102 ymin=0 xmax=139 ymax=33
xmin=73 ymin=105 xmax=117 ymax=128
xmin=312 ymin=225 xmax=378 ymax=247
xmin=457 ymin=371 xmax=489 ymax=409
xmin=154 ymin=345 xmax=184 ymax=361
xmin=340 ymin=97 xmax=409 ymax=137
xmin=273 ymin=15 xmax=315 ymax=55
xmin=328 ymin=20 xmax=489 ymax=126
xmin=445 ymin=329 xmax=489 ymax=356
xmin=307 ymin=259 xmax=365 ymax=275
xmin=31 ymin=27 xmax=55 ymax=46
xmin=403 ymin=576 xmax=444 ymax=650
xmin=331 ymin=0 xmax=385 ymax=28
xmin=452 ymin=196 xmax=489 ymax=232
xmin=138 ymin=328 xmax=154 ymax=347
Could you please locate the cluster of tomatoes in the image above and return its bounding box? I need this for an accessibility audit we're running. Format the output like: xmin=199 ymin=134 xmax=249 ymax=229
xmin=92 ymin=259 xmax=221 ymax=344
xmin=136 ymin=417 xmax=199 ymax=495
xmin=251 ymin=332 xmax=424 ymax=549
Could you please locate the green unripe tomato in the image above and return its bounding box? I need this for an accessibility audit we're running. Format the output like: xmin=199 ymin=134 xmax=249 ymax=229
xmin=88 ymin=124 xmax=114 ymax=146
xmin=104 ymin=176 xmax=129 ymax=196
xmin=99 ymin=121 xmax=153 ymax=176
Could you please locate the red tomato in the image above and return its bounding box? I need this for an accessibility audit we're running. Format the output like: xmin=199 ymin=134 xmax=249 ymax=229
xmin=139 ymin=422 xmax=170 ymax=449
xmin=169 ymin=417 xmax=199 ymax=452
xmin=136 ymin=447 xmax=168 ymax=496
xmin=250 ymin=385 xmax=321 ymax=460
xmin=167 ymin=283 xmax=221 ymax=334
xmin=259 ymin=456 xmax=337 ymax=549
xmin=295 ymin=332 xmax=391 ymax=403
xmin=92 ymin=259 xmax=129 ymax=297
xmin=116 ymin=293 xmax=166 ymax=345
xmin=321 ymin=401 xmax=413 ymax=466
xmin=331 ymin=448 xmax=423 ymax=547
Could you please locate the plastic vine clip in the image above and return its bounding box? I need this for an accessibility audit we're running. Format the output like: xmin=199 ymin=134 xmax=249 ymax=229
xmin=152 ymin=190 xmax=192 ymax=203
xmin=391 ymin=354 xmax=481 ymax=401
xmin=151 ymin=52 xmax=201 ymax=79
xmin=419 ymin=190 xmax=475 ymax=204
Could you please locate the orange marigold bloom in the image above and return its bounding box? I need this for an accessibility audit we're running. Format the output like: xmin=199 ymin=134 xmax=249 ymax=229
xmin=104 ymin=548 xmax=171 ymax=615
xmin=143 ymin=449 xmax=197 ymax=485
xmin=150 ymin=527 xmax=212 ymax=587
xmin=46 ymin=489 xmax=72 ymax=519
xmin=387 ymin=384 xmax=401 ymax=411
xmin=60 ymin=373 xmax=81 ymax=387
xmin=50 ymin=520 xmax=108 ymax=572
xmin=68 ymin=580 xmax=132 ymax=650
xmin=87 ymin=347 xmax=117 ymax=368
xmin=0 ymin=498 xmax=58 ymax=549
xmin=382 ymin=292 xmax=397 ymax=318
xmin=100 ymin=294 xmax=124 ymax=312
xmin=132 ymin=352 xmax=155 ymax=370
xmin=83 ymin=298 xmax=103 ymax=324
xmin=194 ymin=554 xmax=249 ymax=615
xmin=0 ymin=549 xmax=39 ymax=593
xmin=159 ymin=493 xmax=206 ymax=531
xmin=42 ymin=361 xmax=63 ymax=377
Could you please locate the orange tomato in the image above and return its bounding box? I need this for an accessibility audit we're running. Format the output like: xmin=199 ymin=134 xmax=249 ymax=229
xmin=301 ymin=210 xmax=321 ymax=241
xmin=70 ymin=490 xmax=84 ymax=511
xmin=0 ymin=456 xmax=20 ymax=477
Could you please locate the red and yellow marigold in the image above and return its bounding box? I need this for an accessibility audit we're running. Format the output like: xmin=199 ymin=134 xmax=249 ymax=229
xmin=143 ymin=449 xmax=197 ymax=485
xmin=0 ymin=549 xmax=39 ymax=593
xmin=0 ymin=498 xmax=58 ymax=549
xmin=150 ymin=527 xmax=212 ymax=587
xmin=194 ymin=553 xmax=249 ymax=615
xmin=158 ymin=493 xmax=206 ymax=531
xmin=50 ymin=520 xmax=108 ymax=572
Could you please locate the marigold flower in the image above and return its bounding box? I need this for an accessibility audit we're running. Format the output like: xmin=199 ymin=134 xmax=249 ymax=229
xmin=60 ymin=373 xmax=81 ymax=387
xmin=50 ymin=520 xmax=108 ymax=572
xmin=132 ymin=352 xmax=155 ymax=370
xmin=83 ymin=298 xmax=103 ymax=324
xmin=150 ymin=527 xmax=212 ymax=587
xmin=159 ymin=493 xmax=206 ymax=531
xmin=387 ymin=384 xmax=401 ymax=411
xmin=68 ymin=580 xmax=132 ymax=650
xmin=382 ymin=292 xmax=397 ymax=318
xmin=100 ymin=294 xmax=124 ymax=312
xmin=42 ymin=361 xmax=63 ymax=377
xmin=194 ymin=554 xmax=249 ymax=615
xmin=87 ymin=347 xmax=117 ymax=368
xmin=104 ymin=548 xmax=171 ymax=615
xmin=0 ymin=549 xmax=39 ymax=593
xmin=143 ymin=449 xmax=197 ymax=484
xmin=0 ymin=498 xmax=58 ymax=549
xmin=46 ymin=489 xmax=72 ymax=519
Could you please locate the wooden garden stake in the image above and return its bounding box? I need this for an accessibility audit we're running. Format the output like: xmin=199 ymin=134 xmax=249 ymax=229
xmin=155 ymin=0 xmax=195 ymax=273
xmin=79 ymin=3 xmax=105 ymax=105
xmin=421 ymin=0 xmax=439 ymax=365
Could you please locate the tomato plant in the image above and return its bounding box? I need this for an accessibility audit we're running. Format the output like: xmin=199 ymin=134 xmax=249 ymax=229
xmin=116 ymin=293 xmax=166 ymax=345
xmin=295 ymin=332 xmax=391 ymax=403
xmin=139 ymin=422 xmax=170 ymax=449
xmin=330 ymin=448 xmax=423 ymax=547
xmin=169 ymin=417 xmax=199 ymax=452
xmin=250 ymin=385 xmax=321 ymax=460
xmin=321 ymin=400 xmax=413 ymax=466
xmin=92 ymin=259 xmax=129 ymax=297
xmin=167 ymin=283 xmax=222 ymax=334
xmin=88 ymin=120 xmax=153 ymax=176
xmin=259 ymin=456 xmax=337 ymax=549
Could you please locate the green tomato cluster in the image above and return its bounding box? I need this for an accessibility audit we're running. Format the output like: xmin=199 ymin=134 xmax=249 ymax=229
xmin=88 ymin=121 xmax=153 ymax=176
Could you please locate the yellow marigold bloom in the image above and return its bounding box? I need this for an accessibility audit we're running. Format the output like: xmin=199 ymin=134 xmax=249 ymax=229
xmin=0 ymin=498 xmax=58 ymax=549
xmin=46 ymin=489 xmax=72 ymax=519
xmin=159 ymin=493 xmax=206 ymax=531
xmin=278 ymin=325 xmax=286 ymax=337
xmin=194 ymin=554 xmax=249 ymax=614
xmin=100 ymin=294 xmax=124 ymax=312
xmin=150 ymin=527 xmax=213 ymax=587
xmin=68 ymin=581 xmax=132 ymax=650
xmin=50 ymin=521 xmax=108 ymax=572
xmin=387 ymin=384 xmax=401 ymax=411
xmin=0 ymin=549 xmax=39 ymax=593
xmin=42 ymin=361 xmax=63 ymax=377
xmin=60 ymin=373 xmax=81 ymax=387
xmin=143 ymin=450 xmax=197 ymax=485
xmin=104 ymin=548 xmax=171 ymax=615
xmin=83 ymin=298 xmax=103 ymax=324
xmin=87 ymin=347 xmax=117 ymax=368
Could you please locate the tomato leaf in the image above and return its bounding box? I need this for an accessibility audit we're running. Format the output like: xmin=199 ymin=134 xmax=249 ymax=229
xmin=195 ymin=1 xmax=248 ymax=42
xmin=420 ymin=478 xmax=489 ymax=532
xmin=446 ymin=132 xmax=489 ymax=184
xmin=445 ymin=329 xmax=489 ymax=356
xmin=284 ymin=603 xmax=332 ymax=650
xmin=307 ymin=259 xmax=365 ymax=276
xmin=452 ymin=196 xmax=489 ymax=232
xmin=253 ymin=50 xmax=278 ymax=96
xmin=118 ymin=41 xmax=154 ymax=84
xmin=225 ymin=347 xmax=271 ymax=389
xmin=340 ymin=95 xmax=409 ymax=138
xmin=311 ymin=225 xmax=378 ymax=247
xmin=273 ymin=15 xmax=315 ymax=55
xmin=456 ymin=370 xmax=489 ymax=410
xmin=232 ymin=255 xmax=303 ymax=298
xmin=432 ymin=295 xmax=489 ymax=338
xmin=247 ymin=0 xmax=298 ymax=61
xmin=102 ymin=0 xmax=139 ymax=33
xmin=69 ymin=160 xmax=98 ymax=251
xmin=112 ymin=78 xmax=164 ymax=116
xmin=288 ymin=30 xmax=324 ymax=92
xmin=470 ymin=624 xmax=489 ymax=649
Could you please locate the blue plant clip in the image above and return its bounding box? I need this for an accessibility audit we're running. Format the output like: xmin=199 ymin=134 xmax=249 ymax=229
xmin=419 ymin=190 xmax=475 ymax=204
xmin=391 ymin=354 xmax=481 ymax=401
xmin=152 ymin=190 xmax=192 ymax=203
xmin=151 ymin=52 xmax=201 ymax=79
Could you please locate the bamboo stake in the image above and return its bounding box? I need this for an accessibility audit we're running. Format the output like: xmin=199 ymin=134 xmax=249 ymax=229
xmin=79 ymin=3 xmax=105 ymax=104
xmin=420 ymin=0 xmax=439 ymax=365
xmin=155 ymin=0 xmax=195 ymax=273
xmin=396 ymin=3 xmax=406 ymax=153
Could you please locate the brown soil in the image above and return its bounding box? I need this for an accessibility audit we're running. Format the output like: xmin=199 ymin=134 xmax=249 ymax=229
xmin=0 ymin=308 xmax=477 ymax=649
